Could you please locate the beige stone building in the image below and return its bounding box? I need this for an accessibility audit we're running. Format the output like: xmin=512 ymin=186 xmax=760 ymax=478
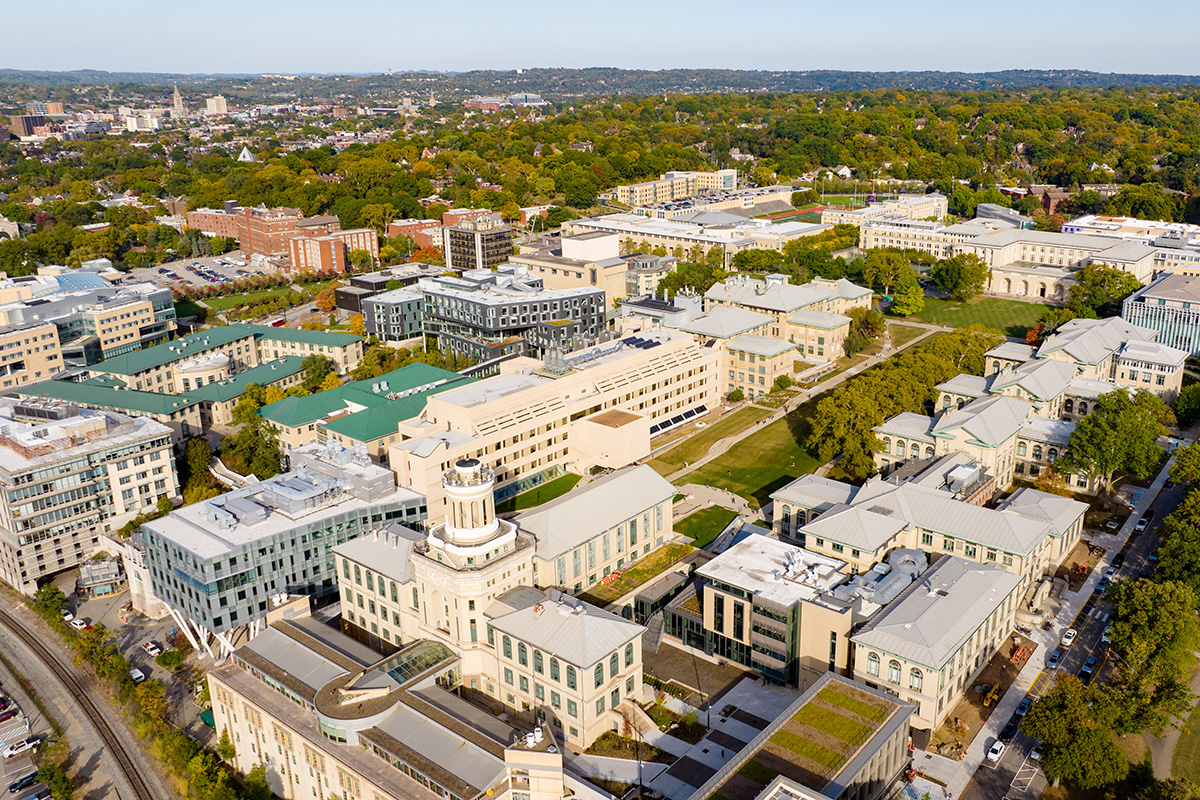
xmin=612 ymin=169 xmax=737 ymax=206
xmin=724 ymin=335 xmax=797 ymax=399
xmin=387 ymin=330 xmax=720 ymax=514
xmin=851 ymin=556 xmax=1022 ymax=731
xmin=511 ymin=231 xmax=631 ymax=301
xmin=820 ymin=194 xmax=948 ymax=226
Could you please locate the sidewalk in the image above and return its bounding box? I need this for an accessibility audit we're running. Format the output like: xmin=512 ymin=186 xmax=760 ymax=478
xmin=946 ymin=439 xmax=1185 ymax=797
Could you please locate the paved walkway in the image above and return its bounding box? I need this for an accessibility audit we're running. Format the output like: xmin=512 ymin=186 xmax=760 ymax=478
xmin=1145 ymin=655 xmax=1200 ymax=779
xmin=673 ymin=484 xmax=753 ymax=519
xmin=664 ymin=322 xmax=943 ymax=485
xmin=948 ymin=440 xmax=1186 ymax=797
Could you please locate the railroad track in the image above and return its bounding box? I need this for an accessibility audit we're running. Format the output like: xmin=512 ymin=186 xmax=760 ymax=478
xmin=0 ymin=608 xmax=155 ymax=800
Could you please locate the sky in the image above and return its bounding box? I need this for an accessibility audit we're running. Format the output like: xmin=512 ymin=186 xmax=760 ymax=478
xmin=6 ymin=0 xmax=1200 ymax=76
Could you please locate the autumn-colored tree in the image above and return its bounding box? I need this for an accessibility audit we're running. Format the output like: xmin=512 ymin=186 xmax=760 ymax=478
xmin=1025 ymin=321 xmax=1045 ymax=345
xmin=349 ymin=314 xmax=365 ymax=336
xmin=314 ymin=287 xmax=336 ymax=313
xmin=319 ymin=371 xmax=343 ymax=392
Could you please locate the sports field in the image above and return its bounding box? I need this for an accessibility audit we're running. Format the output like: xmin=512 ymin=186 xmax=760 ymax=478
xmin=905 ymin=297 xmax=1043 ymax=337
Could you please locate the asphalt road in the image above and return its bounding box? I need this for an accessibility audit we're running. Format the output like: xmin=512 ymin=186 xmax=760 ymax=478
xmin=963 ymin=480 xmax=1187 ymax=800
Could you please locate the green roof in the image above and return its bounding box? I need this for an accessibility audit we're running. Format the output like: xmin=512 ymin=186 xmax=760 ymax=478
xmin=16 ymin=380 xmax=201 ymax=416
xmin=258 ymin=363 xmax=464 ymax=431
xmin=323 ymin=377 xmax=476 ymax=443
xmin=78 ymin=375 xmax=127 ymax=388
xmin=185 ymin=357 xmax=307 ymax=403
xmin=87 ymin=324 xmax=363 ymax=378
xmin=89 ymin=326 xmax=255 ymax=376
xmin=244 ymin=324 xmax=363 ymax=347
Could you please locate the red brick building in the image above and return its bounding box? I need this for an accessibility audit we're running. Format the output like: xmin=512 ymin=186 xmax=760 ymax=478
xmin=286 ymin=228 xmax=378 ymax=275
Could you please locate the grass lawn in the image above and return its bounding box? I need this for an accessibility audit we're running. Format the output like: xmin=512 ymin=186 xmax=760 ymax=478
xmin=680 ymin=394 xmax=824 ymax=509
xmin=576 ymin=543 xmax=693 ymax=607
xmin=674 ymin=506 xmax=739 ymax=549
xmin=495 ymin=473 xmax=582 ymax=514
xmin=585 ymin=731 xmax=673 ymax=764
xmin=904 ymin=296 xmax=1044 ymax=337
xmin=1174 ymin=691 xmax=1200 ymax=783
xmin=646 ymin=407 xmax=772 ymax=476
xmin=205 ymin=288 xmax=296 ymax=312
xmin=888 ymin=323 xmax=926 ymax=349
xmin=174 ymin=300 xmax=205 ymax=319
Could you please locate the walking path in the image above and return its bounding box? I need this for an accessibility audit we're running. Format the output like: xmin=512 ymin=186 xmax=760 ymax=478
xmin=665 ymin=322 xmax=943 ymax=486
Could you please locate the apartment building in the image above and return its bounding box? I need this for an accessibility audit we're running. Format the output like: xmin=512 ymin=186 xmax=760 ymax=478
xmin=0 ymin=322 xmax=64 ymax=390
xmin=142 ymin=442 xmax=427 ymax=643
xmin=851 ymin=556 xmax=1022 ymax=731
xmin=1123 ymin=272 xmax=1200 ymax=356
xmin=286 ymin=226 xmax=379 ymax=274
xmin=612 ymin=169 xmax=737 ymax=206
xmin=0 ymin=398 xmax=178 ymax=594
xmin=333 ymin=459 xmax=645 ymax=748
xmin=87 ymin=324 xmax=363 ymax=391
xmin=362 ymin=288 xmax=423 ymax=342
xmin=511 ymin=231 xmax=631 ymax=300
xmin=820 ymin=194 xmax=948 ymax=226
xmin=420 ymin=267 xmax=606 ymax=361
xmin=205 ymin=95 xmax=228 ymax=115
xmin=187 ymin=204 xmax=348 ymax=262
xmin=443 ymin=216 xmax=513 ymax=271
xmin=387 ymin=330 xmax=720 ymax=513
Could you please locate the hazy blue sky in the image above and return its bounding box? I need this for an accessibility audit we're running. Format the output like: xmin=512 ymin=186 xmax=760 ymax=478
xmin=8 ymin=0 xmax=1200 ymax=75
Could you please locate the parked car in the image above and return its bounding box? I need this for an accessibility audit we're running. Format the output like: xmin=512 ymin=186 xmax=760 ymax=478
xmin=1030 ymin=741 xmax=1044 ymax=761
xmin=1135 ymin=517 xmax=1149 ymax=533
xmin=1097 ymin=577 xmax=1110 ymax=593
xmin=987 ymin=740 xmax=1006 ymax=763
xmin=1113 ymin=553 xmax=1125 ymax=569
xmin=69 ymin=619 xmax=87 ymax=631
xmin=0 ymin=709 xmax=17 ymax=723
xmin=1047 ymin=648 xmax=1064 ymax=668
xmin=1016 ymin=696 xmax=1034 ymax=716
xmin=1103 ymin=566 xmax=1118 ymax=580
xmin=141 ymin=642 xmax=162 ymax=658
xmin=1000 ymin=719 xmax=1019 ymax=742
xmin=60 ymin=608 xmax=73 ymax=623
xmin=6 ymin=773 xmax=36 ymax=793
xmin=1102 ymin=624 xmax=1112 ymax=644
xmin=129 ymin=668 xmax=146 ymax=684
xmin=1060 ymin=628 xmax=1078 ymax=647
xmin=1080 ymin=655 xmax=1099 ymax=683
xmin=3 ymin=736 xmax=37 ymax=758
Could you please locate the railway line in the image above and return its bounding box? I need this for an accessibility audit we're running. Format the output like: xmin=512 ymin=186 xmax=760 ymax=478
xmin=0 ymin=608 xmax=155 ymax=800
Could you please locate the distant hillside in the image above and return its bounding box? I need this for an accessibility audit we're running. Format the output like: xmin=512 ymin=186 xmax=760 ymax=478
xmin=1 ymin=67 xmax=1198 ymax=97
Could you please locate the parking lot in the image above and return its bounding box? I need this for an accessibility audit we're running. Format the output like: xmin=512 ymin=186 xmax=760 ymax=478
xmin=0 ymin=639 xmax=52 ymax=798
xmin=51 ymin=572 xmax=211 ymax=744
xmin=126 ymin=250 xmax=274 ymax=290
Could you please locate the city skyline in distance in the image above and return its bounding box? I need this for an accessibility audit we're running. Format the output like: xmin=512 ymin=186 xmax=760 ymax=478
xmin=5 ymin=0 xmax=1200 ymax=76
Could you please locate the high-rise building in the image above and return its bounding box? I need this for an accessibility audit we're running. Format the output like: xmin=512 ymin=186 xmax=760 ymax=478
xmin=442 ymin=216 xmax=512 ymax=271
xmin=172 ymin=85 xmax=184 ymax=117
xmin=205 ymin=95 xmax=228 ymax=116
xmin=8 ymin=115 xmax=47 ymax=137
xmin=0 ymin=398 xmax=178 ymax=594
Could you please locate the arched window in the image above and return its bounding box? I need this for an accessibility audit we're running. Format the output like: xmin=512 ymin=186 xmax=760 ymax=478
xmin=625 ymin=643 xmax=634 ymax=667
xmin=925 ymin=446 xmax=934 ymax=458
xmin=595 ymin=663 xmax=605 ymax=688
xmin=550 ymin=658 xmax=560 ymax=681
xmin=1064 ymin=398 xmax=1074 ymax=413
xmin=503 ymin=636 xmax=512 ymax=659
xmin=1032 ymin=445 xmax=1043 ymax=461
xmin=882 ymin=437 xmax=891 ymax=453
xmin=888 ymin=660 xmax=901 ymax=684
xmin=1048 ymin=448 xmax=1058 ymax=463
xmin=867 ymin=652 xmax=880 ymax=676
xmin=781 ymin=505 xmax=791 ymax=530
xmin=895 ymin=440 xmax=906 ymax=456
xmin=1017 ymin=442 xmax=1027 ymax=456
xmin=958 ymin=399 xmax=966 ymax=409
xmin=567 ymin=665 xmax=577 ymax=689
xmin=518 ymin=643 xmax=528 ymax=666
xmin=910 ymin=668 xmax=923 ymax=691
xmin=534 ymin=650 xmax=544 ymax=674
xmin=943 ymin=396 xmax=951 ymax=408
xmin=1079 ymin=401 xmax=1088 ymax=415
xmin=910 ymin=444 xmax=919 ymax=458
xmin=992 ymin=361 xmax=1001 ymax=374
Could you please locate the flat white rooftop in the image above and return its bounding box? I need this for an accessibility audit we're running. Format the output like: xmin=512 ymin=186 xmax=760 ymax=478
xmin=698 ymin=534 xmax=848 ymax=607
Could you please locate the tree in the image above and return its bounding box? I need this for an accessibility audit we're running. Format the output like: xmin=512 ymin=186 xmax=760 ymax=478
xmin=216 ymin=728 xmax=236 ymax=761
xmin=243 ymin=764 xmax=274 ymax=800
xmin=348 ymin=314 xmax=365 ymax=336
xmin=931 ymin=253 xmax=989 ymax=301
xmin=731 ymin=249 xmax=783 ymax=272
xmin=220 ymin=419 xmax=284 ymax=479
xmin=1032 ymin=466 xmax=1073 ymax=496
xmin=772 ymin=375 xmax=795 ymax=393
xmin=210 ymin=236 xmax=230 ymax=256
xmin=301 ymin=354 xmax=335 ymax=392
xmin=1170 ymin=443 xmax=1200 ymax=485
xmin=1067 ymin=264 xmax=1144 ymax=317
xmin=134 ymin=679 xmax=171 ymax=725
xmin=728 ymin=388 xmax=744 ymax=402
xmin=1174 ymin=384 xmax=1200 ymax=426
xmin=889 ymin=280 xmax=925 ymax=316
xmin=314 ymin=287 xmax=336 ymax=313
xmin=348 ymin=248 xmax=374 ymax=271
xmin=1060 ymin=389 xmax=1174 ymax=497
xmin=862 ymin=250 xmax=908 ymax=296
xmin=1021 ymin=674 xmax=1128 ymax=789
xmin=318 ymin=371 xmax=342 ymax=392
xmin=32 ymin=583 xmax=68 ymax=618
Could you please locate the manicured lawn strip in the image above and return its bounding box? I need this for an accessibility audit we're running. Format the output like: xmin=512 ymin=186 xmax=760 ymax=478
xmin=770 ymin=729 xmax=846 ymax=771
xmin=736 ymin=760 xmax=781 ymax=786
xmin=575 ymin=543 xmax=694 ymax=606
xmin=681 ymin=394 xmax=824 ymax=508
xmin=817 ymin=687 xmax=889 ymax=723
xmin=495 ymin=473 xmax=582 ymax=514
xmin=1173 ymin=687 xmax=1200 ymax=783
xmin=205 ymin=288 xmax=295 ymax=311
xmin=674 ymin=506 xmax=738 ymax=549
xmin=889 ymin=323 xmax=926 ymax=348
xmin=650 ymin=407 xmax=773 ymax=473
xmin=904 ymin=297 xmax=1044 ymax=337
xmin=174 ymin=299 xmax=205 ymax=318
xmin=791 ymin=705 xmax=872 ymax=744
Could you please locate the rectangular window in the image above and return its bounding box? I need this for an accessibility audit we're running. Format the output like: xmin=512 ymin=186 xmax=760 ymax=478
xmin=596 ymin=697 xmax=605 ymax=714
xmin=504 ymin=668 xmax=513 ymax=685
xmin=733 ymin=602 xmax=744 ymax=639
xmin=551 ymin=691 xmax=561 ymax=709
xmin=568 ymin=700 xmax=578 ymax=717
xmin=713 ymin=594 xmax=725 ymax=631
xmin=520 ymin=676 xmax=529 ymax=693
